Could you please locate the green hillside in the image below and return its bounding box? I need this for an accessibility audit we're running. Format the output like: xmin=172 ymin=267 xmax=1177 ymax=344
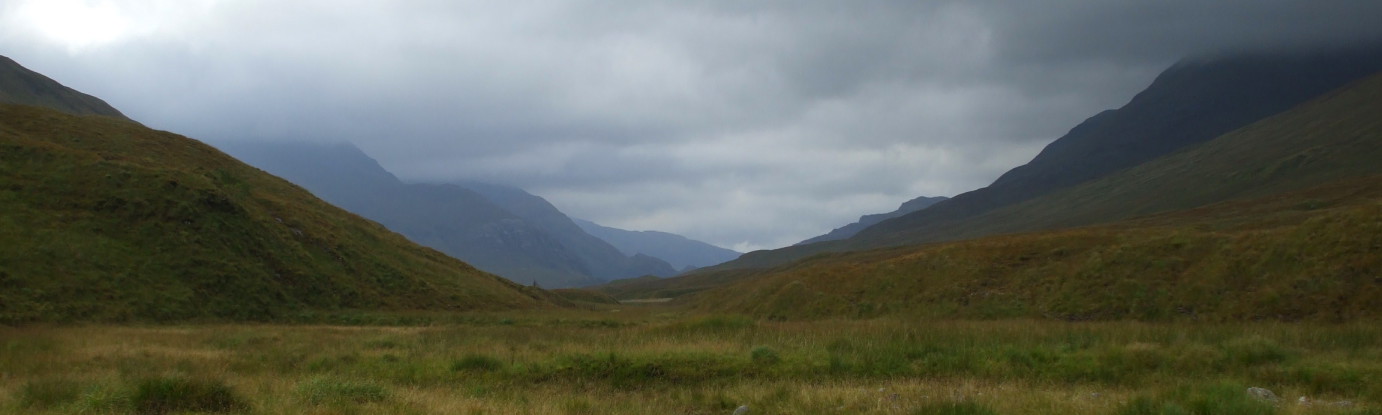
xmin=621 ymin=72 xmax=1382 ymax=320
xmin=691 ymin=176 xmax=1382 ymax=321
xmin=0 ymin=104 xmax=557 ymax=323
xmin=862 ymin=72 xmax=1382 ymax=248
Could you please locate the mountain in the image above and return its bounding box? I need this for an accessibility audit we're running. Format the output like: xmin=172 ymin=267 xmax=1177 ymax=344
xmin=0 ymin=104 xmax=556 ymax=323
xmin=797 ymin=195 xmax=947 ymax=245
xmin=573 ymin=219 xmax=741 ymax=271
xmin=712 ymin=43 xmax=1382 ymax=271
xmin=682 ymin=71 xmax=1382 ymax=321
xmin=215 ymin=142 xmax=675 ymax=287
xmin=0 ymin=55 xmax=129 ymax=120
xmin=452 ymin=181 xmax=678 ymax=279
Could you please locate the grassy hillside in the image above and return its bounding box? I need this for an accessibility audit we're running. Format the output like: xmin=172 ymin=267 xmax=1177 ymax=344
xmin=617 ymin=73 xmax=1382 ymax=319
xmin=861 ymin=72 xmax=1382 ymax=248
xmin=712 ymin=46 xmax=1382 ymax=272
xmin=0 ymin=104 xmax=557 ymax=323
xmin=690 ymin=175 xmax=1382 ymax=321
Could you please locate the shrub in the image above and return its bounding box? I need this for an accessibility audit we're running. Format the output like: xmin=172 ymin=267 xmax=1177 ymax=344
xmin=131 ymin=376 xmax=247 ymax=414
xmin=296 ymin=376 xmax=390 ymax=405
xmin=451 ymin=354 xmax=505 ymax=372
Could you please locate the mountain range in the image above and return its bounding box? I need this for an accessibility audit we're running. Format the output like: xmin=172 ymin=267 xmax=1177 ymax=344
xmin=687 ymin=70 xmax=1382 ymax=321
xmin=573 ymin=218 xmax=741 ymax=272
xmin=706 ymin=43 xmax=1382 ymax=272
xmin=5 ymin=39 xmax=1381 ymax=323
xmin=215 ymin=141 xmax=734 ymax=287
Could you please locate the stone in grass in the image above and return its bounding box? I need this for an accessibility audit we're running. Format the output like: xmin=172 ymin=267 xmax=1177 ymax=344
xmin=732 ymin=405 xmax=749 ymax=415
xmin=1247 ymin=387 xmax=1279 ymax=404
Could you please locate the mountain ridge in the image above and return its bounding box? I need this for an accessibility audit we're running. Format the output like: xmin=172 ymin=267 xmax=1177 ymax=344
xmin=573 ymin=218 xmax=741 ymax=272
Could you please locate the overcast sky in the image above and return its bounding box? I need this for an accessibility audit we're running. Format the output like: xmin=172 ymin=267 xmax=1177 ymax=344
xmin=4 ymin=1 xmax=1382 ymax=251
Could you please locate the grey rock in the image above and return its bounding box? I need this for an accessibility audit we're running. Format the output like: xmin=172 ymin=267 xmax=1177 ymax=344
xmin=1247 ymin=387 xmax=1279 ymax=403
xmin=732 ymin=405 xmax=749 ymax=415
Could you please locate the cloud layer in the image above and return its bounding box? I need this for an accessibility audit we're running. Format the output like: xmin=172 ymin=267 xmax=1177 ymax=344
xmin=5 ymin=0 xmax=1382 ymax=250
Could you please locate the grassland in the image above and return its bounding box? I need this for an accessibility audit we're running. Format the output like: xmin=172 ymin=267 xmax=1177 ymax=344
xmin=2 ymin=308 xmax=1380 ymax=414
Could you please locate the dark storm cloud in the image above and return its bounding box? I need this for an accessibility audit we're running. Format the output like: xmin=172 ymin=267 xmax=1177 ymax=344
xmin=4 ymin=0 xmax=1381 ymax=250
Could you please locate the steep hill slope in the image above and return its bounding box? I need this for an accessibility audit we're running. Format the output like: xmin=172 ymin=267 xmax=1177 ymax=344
xmin=797 ymin=195 xmax=947 ymax=245
xmin=0 ymin=55 xmax=128 ymax=120
xmin=574 ymin=219 xmax=741 ymax=272
xmin=683 ymin=72 xmax=1382 ymax=320
xmin=0 ymin=105 xmax=555 ymax=323
xmin=715 ymin=44 xmax=1382 ymax=271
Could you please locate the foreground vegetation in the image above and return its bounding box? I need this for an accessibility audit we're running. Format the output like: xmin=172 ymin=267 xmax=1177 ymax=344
xmin=3 ymin=310 xmax=1380 ymax=414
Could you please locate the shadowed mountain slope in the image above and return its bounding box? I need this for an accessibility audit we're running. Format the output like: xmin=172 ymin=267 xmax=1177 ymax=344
xmin=0 ymin=105 xmax=556 ymax=323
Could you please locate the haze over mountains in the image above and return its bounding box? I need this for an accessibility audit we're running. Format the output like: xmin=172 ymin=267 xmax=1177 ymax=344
xmin=216 ymin=141 xmax=735 ymax=287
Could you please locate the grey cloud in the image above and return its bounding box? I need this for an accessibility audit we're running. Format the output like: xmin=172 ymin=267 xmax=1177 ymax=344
xmin=4 ymin=1 xmax=1381 ymax=250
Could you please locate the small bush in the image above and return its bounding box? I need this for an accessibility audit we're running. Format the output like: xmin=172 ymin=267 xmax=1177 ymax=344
xmin=452 ymin=354 xmax=505 ymax=372
xmin=19 ymin=378 xmax=83 ymax=409
xmin=750 ymin=346 xmax=781 ymax=365
xmin=131 ymin=376 xmax=247 ymax=414
xmin=296 ymin=376 xmax=390 ymax=405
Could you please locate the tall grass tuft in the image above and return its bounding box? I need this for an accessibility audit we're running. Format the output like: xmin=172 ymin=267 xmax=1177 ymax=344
xmin=131 ymin=376 xmax=248 ymax=414
xmin=18 ymin=378 xmax=83 ymax=409
xmin=296 ymin=376 xmax=390 ymax=406
xmin=452 ymin=353 xmax=506 ymax=373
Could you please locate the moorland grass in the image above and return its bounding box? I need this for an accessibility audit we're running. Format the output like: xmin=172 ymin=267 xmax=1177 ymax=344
xmin=1 ymin=311 xmax=1379 ymax=414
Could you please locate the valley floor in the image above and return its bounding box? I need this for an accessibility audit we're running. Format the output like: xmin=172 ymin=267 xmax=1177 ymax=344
xmin=2 ymin=309 xmax=1379 ymax=414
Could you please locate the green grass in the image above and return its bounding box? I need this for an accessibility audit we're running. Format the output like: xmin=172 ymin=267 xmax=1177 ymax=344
xmin=0 ymin=104 xmax=559 ymax=323
xmin=1 ymin=315 xmax=1379 ymax=414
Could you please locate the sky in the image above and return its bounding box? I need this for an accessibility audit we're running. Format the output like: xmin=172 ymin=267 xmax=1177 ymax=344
xmin=4 ymin=1 xmax=1382 ymax=252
